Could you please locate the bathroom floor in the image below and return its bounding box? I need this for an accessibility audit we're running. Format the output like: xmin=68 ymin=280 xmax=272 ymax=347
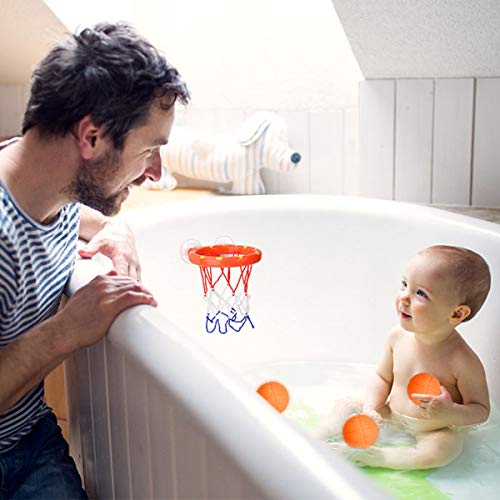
xmin=435 ymin=205 xmax=500 ymax=224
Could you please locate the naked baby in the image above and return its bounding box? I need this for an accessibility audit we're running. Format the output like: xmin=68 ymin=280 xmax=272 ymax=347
xmin=314 ymin=245 xmax=491 ymax=470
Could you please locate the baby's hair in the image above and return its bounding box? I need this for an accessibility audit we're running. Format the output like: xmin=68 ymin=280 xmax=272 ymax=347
xmin=419 ymin=245 xmax=491 ymax=321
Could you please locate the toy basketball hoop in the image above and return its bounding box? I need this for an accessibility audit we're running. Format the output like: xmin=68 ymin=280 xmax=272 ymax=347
xmin=186 ymin=242 xmax=262 ymax=334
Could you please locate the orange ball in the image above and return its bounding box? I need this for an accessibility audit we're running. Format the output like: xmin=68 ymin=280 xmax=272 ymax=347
xmin=342 ymin=414 xmax=379 ymax=448
xmin=407 ymin=373 xmax=441 ymax=405
xmin=257 ymin=381 xmax=290 ymax=413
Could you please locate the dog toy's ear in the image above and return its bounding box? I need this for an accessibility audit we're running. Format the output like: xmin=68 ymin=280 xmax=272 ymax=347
xmin=238 ymin=112 xmax=275 ymax=146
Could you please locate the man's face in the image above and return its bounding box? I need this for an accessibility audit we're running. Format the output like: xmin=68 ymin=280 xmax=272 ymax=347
xmin=73 ymin=98 xmax=175 ymax=216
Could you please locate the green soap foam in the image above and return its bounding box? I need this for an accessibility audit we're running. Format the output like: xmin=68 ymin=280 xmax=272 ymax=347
xmin=364 ymin=467 xmax=451 ymax=500
xmin=286 ymin=399 xmax=318 ymax=429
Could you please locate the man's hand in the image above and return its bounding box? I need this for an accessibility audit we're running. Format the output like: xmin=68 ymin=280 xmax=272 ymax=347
xmin=53 ymin=270 xmax=157 ymax=350
xmin=0 ymin=270 xmax=158 ymax=413
xmin=79 ymin=218 xmax=141 ymax=280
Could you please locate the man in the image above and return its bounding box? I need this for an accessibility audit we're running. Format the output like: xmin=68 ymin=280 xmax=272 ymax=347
xmin=0 ymin=23 xmax=189 ymax=498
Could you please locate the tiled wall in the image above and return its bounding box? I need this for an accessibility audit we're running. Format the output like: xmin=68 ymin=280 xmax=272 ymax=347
xmin=360 ymin=78 xmax=500 ymax=208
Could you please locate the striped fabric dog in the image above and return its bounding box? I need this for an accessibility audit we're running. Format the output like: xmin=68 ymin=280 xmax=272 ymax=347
xmin=156 ymin=112 xmax=301 ymax=195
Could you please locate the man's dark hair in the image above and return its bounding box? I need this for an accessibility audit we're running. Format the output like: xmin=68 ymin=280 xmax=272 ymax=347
xmin=22 ymin=22 xmax=190 ymax=148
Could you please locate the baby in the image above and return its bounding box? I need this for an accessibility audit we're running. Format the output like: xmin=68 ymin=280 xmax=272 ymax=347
xmin=314 ymin=245 xmax=491 ymax=470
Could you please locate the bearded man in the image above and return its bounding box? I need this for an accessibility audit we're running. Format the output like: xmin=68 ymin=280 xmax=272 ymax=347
xmin=0 ymin=22 xmax=189 ymax=498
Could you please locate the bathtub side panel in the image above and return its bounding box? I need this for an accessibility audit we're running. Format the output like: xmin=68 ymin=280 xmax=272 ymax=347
xmin=64 ymin=354 xmax=84 ymax=483
xmin=124 ymin=358 xmax=153 ymax=499
xmin=148 ymin=382 xmax=177 ymax=499
xmin=206 ymin=441 xmax=264 ymax=500
xmin=171 ymin=409 xmax=208 ymax=499
xmin=88 ymin=342 xmax=114 ymax=499
xmin=72 ymin=348 xmax=97 ymax=499
xmin=106 ymin=344 xmax=132 ymax=499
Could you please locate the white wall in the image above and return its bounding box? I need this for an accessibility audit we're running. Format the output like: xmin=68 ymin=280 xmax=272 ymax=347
xmin=133 ymin=0 xmax=362 ymax=112
xmin=333 ymin=0 xmax=500 ymax=78
xmin=41 ymin=0 xmax=362 ymax=112
xmin=43 ymin=0 xmax=134 ymax=32
xmin=0 ymin=0 xmax=66 ymax=85
xmin=0 ymin=85 xmax=28 ymax=138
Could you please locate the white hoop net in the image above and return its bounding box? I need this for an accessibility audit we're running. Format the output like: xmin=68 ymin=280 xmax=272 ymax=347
xmin=198 ymin=265 xmax=255 ymax=334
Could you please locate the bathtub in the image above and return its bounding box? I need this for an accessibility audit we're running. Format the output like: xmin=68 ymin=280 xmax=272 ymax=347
xmin=66 ymin=195 xmax=500 ymax=499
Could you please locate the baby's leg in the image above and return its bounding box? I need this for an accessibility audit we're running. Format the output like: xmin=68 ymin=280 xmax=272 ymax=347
xmin=352 ymin=428 xmax=464 ymax=470
xmin=312 ymin=399 xmax=363 ymax=440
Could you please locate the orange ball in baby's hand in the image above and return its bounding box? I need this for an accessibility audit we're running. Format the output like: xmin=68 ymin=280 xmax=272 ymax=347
xmin=342 ymin=414 xmax=379 ymax=448
xmin=407 ymin=373 xmax=441 ymax=405
xmin=257 ymin=381 xmax=290 ymax=413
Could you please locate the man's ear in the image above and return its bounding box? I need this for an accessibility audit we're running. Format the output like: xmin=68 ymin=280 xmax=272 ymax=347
xmin=450 ymin=304 xmax=471 ymax=325
xmin=74 ymin=115 xmax=107 ymax=160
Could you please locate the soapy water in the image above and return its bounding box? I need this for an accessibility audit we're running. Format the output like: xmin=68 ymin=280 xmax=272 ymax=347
xmin=243 ymin=361 xmax=500 ymax=500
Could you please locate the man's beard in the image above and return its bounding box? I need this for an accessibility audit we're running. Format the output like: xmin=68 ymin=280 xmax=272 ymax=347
xmin=70 ymin=148 xmax=144 ymax=216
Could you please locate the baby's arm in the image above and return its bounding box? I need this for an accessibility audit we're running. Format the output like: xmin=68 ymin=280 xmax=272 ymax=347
xmin=364 ymin=327 xmax=398 ymax=410
xmin=313 ymin=328 xmax=397 ymax=439
xmin=416 ymin=348 xmax=490 ymax=426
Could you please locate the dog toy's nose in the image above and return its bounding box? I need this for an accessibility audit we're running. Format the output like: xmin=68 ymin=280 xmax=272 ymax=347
xmin=291 ymin=152 xmax=301 ymax=163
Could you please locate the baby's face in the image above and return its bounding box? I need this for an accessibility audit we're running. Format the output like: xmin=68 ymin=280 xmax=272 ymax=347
xmin=395 ymin=253 xmax=461 ymax=336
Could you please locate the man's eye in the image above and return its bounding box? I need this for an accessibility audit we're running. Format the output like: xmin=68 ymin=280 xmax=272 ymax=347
xmin=416 ymin=289 xmax=428 ymax=298
xmin=146 ymin=148 xmax=155 ymax=158
xmin=401 ymin=280 xmax=407 ymax=289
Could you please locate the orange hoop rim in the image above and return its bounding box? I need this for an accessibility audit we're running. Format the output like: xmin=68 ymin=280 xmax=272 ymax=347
xmin=188 ymin=244 xmax=262 ymax=268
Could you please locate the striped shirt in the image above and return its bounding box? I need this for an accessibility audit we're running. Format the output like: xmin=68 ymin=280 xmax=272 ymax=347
xmin=0 ymin=142 xmax=80 ymax=451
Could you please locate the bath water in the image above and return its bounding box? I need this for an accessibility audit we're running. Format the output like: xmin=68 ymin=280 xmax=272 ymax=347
xmin=243 ymin=361 xmax=500 ymax=500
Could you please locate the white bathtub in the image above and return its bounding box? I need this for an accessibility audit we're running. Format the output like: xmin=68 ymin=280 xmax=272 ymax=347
xmin=66 ymin=195 xmax=500 ymax=499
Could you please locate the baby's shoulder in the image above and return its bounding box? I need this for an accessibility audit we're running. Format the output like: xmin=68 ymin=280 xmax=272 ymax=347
xmin=450 ymin=334 xmax=485 ymax=371
xmin=385 ymin=324 xmax=405 ymax=346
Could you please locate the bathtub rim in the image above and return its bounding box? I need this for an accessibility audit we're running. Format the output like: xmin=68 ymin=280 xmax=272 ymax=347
xmin=121 ymin=194 xmax=500 ymax=240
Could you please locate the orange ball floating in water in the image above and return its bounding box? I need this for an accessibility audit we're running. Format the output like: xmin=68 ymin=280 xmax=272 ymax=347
xmin=257 ymin=381 xmax=290 ymax=413
xmin=407 ymin=373 xmax=441 ymax=405
xmin=342 ymin=414 xmax=379 ymax=449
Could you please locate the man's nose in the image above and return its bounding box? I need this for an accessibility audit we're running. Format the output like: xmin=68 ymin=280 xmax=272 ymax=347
xmin=145 ymin=149 xmax=162 ymax=182
xmin=399 ymin=290 xmax=410 ymax=303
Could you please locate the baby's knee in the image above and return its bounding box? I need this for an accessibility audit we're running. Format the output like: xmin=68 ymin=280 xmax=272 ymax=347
xmin=313 ymin=398 xmax=363 ymax=439
xmin=416 ymin=432 xmax=464 ymax=469
xmin=416 ymin=451 xmax=456 ymax=469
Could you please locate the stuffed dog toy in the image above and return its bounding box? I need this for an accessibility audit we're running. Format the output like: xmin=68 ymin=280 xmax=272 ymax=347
xmin=153 ymin=112 xmax=301 ymax=195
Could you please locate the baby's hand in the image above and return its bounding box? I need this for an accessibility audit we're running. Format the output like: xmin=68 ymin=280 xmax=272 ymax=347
xmin=412 ymin=385 xmax=454 ymax=419
xmin=362 ymin=405 xmax=385 ymax=428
